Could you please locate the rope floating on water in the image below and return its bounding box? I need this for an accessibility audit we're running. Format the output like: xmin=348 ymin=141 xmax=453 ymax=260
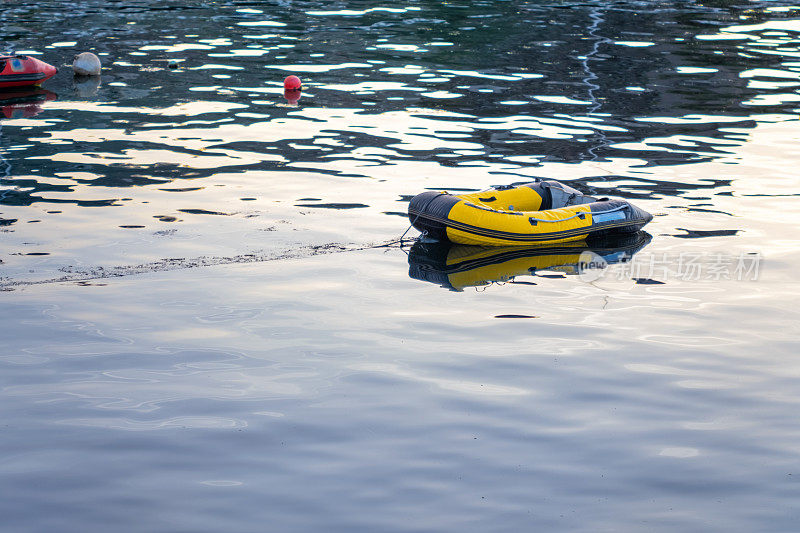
xmin=0 ymin=236 xmax=420 ymax=289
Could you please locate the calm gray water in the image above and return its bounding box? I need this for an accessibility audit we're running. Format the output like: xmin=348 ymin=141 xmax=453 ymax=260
xmin=2 ymin=1 xmax=800 ymax=531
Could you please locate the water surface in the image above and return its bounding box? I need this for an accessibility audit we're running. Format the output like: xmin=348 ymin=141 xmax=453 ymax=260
xmin=2 ymin=1 xmax=800 ymax=531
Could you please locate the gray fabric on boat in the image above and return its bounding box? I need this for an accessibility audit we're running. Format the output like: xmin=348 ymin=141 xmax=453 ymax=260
xmin=543 ymin=180 xmax=597 ymax=208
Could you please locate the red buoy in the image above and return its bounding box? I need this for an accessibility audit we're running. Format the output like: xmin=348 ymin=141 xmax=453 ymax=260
xmin=283 ymin=75 xmax=301 ymax=90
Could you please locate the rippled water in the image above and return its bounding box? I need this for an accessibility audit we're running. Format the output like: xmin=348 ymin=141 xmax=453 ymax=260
xmin=2 ymin=1 xmax=800 ymax=531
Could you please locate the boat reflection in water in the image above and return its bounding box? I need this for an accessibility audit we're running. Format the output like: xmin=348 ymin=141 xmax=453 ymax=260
xmin=408 ymin=232 xmax=652 ymax=291
xmin=0 ymin=88 xmax=56 ymax=119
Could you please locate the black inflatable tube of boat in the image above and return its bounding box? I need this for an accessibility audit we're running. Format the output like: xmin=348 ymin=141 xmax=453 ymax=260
xmin=407 ymin=191 xmax=459 ymax=240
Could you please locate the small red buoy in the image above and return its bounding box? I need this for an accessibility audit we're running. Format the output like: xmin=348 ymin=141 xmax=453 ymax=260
xmin=283 ymin=75 xmax=301 ymax=90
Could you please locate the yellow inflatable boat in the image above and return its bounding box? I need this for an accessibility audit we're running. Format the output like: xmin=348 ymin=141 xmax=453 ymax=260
xmin=408 ymin=232 xmax=651 ymax=291
xmin=407 ymin=180 xmax=652 ymax=246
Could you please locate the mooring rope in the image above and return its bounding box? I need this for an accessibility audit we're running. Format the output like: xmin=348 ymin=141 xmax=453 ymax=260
xmin=0 ymin=235 xmax=421 ymax=289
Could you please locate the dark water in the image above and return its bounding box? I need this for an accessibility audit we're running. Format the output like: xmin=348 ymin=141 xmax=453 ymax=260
xmin=2 ymin=1 xmax=800 ymax=531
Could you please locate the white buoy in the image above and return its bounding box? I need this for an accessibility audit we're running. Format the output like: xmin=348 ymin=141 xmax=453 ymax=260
xmin=73 ymin=52 xmax=101 ymax=76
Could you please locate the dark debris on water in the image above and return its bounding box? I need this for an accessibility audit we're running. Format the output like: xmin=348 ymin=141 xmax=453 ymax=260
xmin=0 ymin=240 xmax=402 ymax=289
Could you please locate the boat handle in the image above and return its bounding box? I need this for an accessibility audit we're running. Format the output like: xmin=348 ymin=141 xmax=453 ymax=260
xmin=528 ymin=205 xmax=627 ymax=225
